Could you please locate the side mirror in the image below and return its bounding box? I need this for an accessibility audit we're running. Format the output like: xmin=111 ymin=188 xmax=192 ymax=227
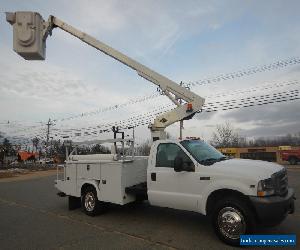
xmin=174 ymin=156 xmax=183 ymax=172
xmin=186 ymin=163 xmax=195 ymax=172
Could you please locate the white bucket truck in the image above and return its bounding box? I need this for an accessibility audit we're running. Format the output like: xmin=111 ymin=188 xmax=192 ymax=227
xmin=55 ymin=137 xmax=294 ymax=245
xmin=6 ymin=12 xmax=295 ymax=245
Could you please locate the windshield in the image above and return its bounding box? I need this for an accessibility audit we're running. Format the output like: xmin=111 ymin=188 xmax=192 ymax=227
xmin=180 ymin=140 xmax=226 ymax=165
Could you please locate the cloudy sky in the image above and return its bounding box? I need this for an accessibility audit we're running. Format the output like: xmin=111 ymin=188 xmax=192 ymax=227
xmin=0 ymin=0 xmax=300 ymax=144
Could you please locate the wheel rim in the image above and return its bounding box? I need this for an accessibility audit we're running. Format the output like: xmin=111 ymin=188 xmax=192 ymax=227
xmin=218 ymin=206 xmax=246 ymax=240
xmin=84 ymin=192 xmax=96 ymax=212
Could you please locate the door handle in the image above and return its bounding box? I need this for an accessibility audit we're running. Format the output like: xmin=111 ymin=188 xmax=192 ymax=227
xmin=151 ymin=172 xmax=156 ymax=181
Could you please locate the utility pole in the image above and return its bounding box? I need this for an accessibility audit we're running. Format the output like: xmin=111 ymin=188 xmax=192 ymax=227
xmin=46 ymin=118 xmax=54 ymax=158
xmin=46 ymin=118 xmax=51 ymax=147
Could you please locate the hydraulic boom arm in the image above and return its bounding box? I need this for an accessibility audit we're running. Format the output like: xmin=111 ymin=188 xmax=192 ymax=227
xmin=6 ymin=11 xmax=205 ymax=140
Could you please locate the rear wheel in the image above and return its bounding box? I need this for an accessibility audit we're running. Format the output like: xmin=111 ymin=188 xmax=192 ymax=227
xmin=81 ymin=186 xmax=106 ymax=216
xmin=212 ymin=196 xmax=255 ymax=246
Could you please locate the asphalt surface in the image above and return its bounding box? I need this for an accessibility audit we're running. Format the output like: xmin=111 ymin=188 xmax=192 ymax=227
xmin=0 ymin=168 xmax=299 ymax=250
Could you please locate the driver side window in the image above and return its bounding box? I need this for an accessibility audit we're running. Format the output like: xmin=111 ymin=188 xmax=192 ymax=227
xmin=156 ymin=143 xmax=194 ymax=169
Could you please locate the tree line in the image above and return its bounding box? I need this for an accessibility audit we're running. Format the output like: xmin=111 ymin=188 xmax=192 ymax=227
xmin=210 ymin=122 xmax=300 ymax=148
xmin=1 ymin=124 xmax=299 ymax=163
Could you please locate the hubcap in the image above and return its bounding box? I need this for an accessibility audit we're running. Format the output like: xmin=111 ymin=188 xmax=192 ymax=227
xmin=84 ymin=192 xmax=96 ymax=212
xmin=218 ymin=206 xmax=246 ymax=240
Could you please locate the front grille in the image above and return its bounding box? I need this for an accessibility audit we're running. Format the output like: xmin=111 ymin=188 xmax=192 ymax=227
xmin=272 ymin=169 xmax=288 ymax=196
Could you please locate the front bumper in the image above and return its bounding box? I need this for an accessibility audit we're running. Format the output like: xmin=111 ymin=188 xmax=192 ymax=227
xmin=249 ymin=188 xmax=295 ymax=226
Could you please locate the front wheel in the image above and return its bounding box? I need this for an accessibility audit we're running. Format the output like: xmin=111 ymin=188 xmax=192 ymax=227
xmin=212 ymin=196 xmax=255 ymax=246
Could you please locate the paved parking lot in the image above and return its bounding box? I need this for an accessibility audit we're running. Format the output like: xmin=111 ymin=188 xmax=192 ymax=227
xmin=0 ymin=168 xmax=299 ymax=250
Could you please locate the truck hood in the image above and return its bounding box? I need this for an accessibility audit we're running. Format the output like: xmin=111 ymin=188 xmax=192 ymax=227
xmin=206 ymin=158 xmax=284 ymax=181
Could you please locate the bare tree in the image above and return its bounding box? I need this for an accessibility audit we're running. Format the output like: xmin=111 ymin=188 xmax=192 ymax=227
xmin=32 ymin=137 xmax=40 ymax=152
xmin=90 ymin=144 xmax=110 ymax=154
xmin=136 ymin=140 xmax=152 ymax=156
xmin=2 ymin=138 xmax=13 ymax=156
xmin=249 ymin=132 xmax=300 ymax=147
xmin=211 ymin=122 xmax=239 ymax=148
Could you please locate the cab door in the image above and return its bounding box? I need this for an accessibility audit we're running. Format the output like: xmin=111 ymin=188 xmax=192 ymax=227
xmin=147 ymin=143 xmax=201 ymax=212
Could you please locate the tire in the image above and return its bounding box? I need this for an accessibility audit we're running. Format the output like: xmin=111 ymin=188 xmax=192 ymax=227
xmin=81 ymin=186 xmax=106 ymax=216
xmin=289 ymin=157 xmax=297 ymax=165
xmin=212 ymin=196 xmax=256 ymax=246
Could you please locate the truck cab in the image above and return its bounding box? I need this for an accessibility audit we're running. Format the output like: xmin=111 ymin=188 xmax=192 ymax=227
xmin=146 ymin=139 xmax=295 ymax=245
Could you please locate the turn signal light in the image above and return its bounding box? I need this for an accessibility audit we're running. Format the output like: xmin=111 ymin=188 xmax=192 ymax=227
xmin=257 ymin=191 xmax=265 ymax=197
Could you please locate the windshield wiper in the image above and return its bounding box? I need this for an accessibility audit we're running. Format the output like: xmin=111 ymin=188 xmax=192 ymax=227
xmin=200 ymin=158 xmax=218 ymax=165
xmin=200 ymin=156 xmax=228 ymax=165
xmin=217 ymin=156 xmax=228 ymax=162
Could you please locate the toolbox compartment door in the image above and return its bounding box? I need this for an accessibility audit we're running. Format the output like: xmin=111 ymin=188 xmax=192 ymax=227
xmin=99 ymin=163 xmax=123 ymax=204
xmin=77 ymin=163 xmax=101 ymax=180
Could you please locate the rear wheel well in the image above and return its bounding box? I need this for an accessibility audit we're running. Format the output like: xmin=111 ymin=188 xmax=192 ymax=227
xmin=206 ymin=189 xmax=251 ymax=216
xmin=81 ymin=183 xmax=96 ymax=196
xmin=81 ymin=183 xmax=106 ymax=215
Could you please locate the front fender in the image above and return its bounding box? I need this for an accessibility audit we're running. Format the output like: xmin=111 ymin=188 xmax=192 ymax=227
xmin=199 ymin=179 xmax=255 ymax=215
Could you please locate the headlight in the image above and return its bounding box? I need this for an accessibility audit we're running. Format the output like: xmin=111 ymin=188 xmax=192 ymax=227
xmin=257 ymin=178 xmax=275 ymax=196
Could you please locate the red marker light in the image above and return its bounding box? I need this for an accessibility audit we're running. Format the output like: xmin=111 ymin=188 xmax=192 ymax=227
xmin=187 ymin=103 xmax=193 ymax=112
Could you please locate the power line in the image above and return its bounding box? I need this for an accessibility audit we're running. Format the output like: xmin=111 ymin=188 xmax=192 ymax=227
xmin=50 ymin=79 xmax=300 ymax=122
xmin=44 ymin=89 xmax=300 ymax=141
xmin=40 ymin=80 xmax=300 ymax=136
xmin=186 ymin=57 xmax=300 ymax=86
xmin=52 ymin=92 xmax=161 ymax=122
xmin=2 ymin=76 xmax=300 ymax=141
xmin=1 ymin=92 xmax=162 ymax=134
xmin=203 ymin=89 xmax=300 ymax=112
xmin=3 ymin=56 xmax=299 ymax=133
xmin=7 ymin=56 xmax=300 ymax=131
xmin=206 ymin=80 xmax=299 ymax=99
xmin=4 ymin=87 xmax=300 ymax=142
xmin=49 ymin=104 xmax=174 ymax=139
xmin=8 ymin=89 xmax=300 ymax=144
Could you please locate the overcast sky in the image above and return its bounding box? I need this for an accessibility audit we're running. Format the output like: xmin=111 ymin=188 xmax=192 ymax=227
xmin=1 ymin=0 xmax=300 ymax=144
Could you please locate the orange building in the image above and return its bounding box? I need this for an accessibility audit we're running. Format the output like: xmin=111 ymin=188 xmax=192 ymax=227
xmin=218 ymin=146 xmax=300 ymax=164
xmin=18 ymin=151 xmax=39 ymax=161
